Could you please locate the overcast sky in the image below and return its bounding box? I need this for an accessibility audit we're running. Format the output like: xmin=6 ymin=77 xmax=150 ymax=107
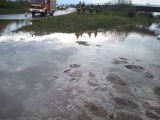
xmin=57 ymin=0 xmax=160 ymax=5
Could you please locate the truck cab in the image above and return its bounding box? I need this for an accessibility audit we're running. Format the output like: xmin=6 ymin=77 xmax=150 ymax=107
xmin=29 ymin=0 xmax=56 ymax=17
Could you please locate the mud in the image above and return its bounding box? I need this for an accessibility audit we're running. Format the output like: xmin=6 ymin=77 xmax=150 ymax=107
xmin=69 ymin=64 xmax=81 ymax=68
xmin=0 ymin=22 xmax=160 ymax=120
xmin=144 ymin=72 xmax=154 ymax=79
xmin=88 ymin=80 xmax=99 ymax=87
xmin=115 ymin=112 xmax=143 ymax=120
xmin=149 ymin=106 xmax=160 ymax=115
xmin=109 ymin=67 xmax=122 ymax=72
xmin=76 ymin=41 xmax=89 ymax=46
xmin=113 ymin=97 xmax=139 ymax=109
xmin=136 ymin=59 xmax=142 ymax=62
xmin=156 ymin=66 xmax=160 ymax=68
xmin=119 ymin=57 xmax=128 ymax=61
xmin=145 ymin=110 xmax=160 ymax=119
xmin=96 ymin=45 xmax=102 ymax=47
xmin=112 ymin=58 xmax=128 ymax=64
xmin=77 ymin=113 xmax=92 ymax=120
xmin=106 ymin=73 xmax=126 ymax=85
xmin=69 ymin=70 xmax=83 ymax=78
xmin=64 ymin=69 xmax=71 ymax=73
xmin=154 ymin=87 xmax=160 ymax=96
xmin=124 ymin=65 xmax=145 ymax=72
xmin=85 ymin=103 xmax=108 ymax=118
xmin=88 ymin=72 xmax=96 ymax=78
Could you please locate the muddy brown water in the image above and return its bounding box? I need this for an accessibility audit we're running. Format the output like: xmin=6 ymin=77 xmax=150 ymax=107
xmin=0 ymin=20 xmax=160 ymax=120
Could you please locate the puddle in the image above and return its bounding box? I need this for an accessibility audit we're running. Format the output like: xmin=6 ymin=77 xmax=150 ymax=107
xmin=85 ymin=102 xmax=108 ymax=118
xmin=0 ymin=8 xmax=76 ymax=20
xmin=106 ymin=73 xmax=126 ymax=86
xmin=116 ymin=112 xmax=143 ymax=120
xmin=0 ymin=14 xmax=32 ymax=20
xmin=0 ymin=20 xmax=30 ymax=34
xmin=0 ymin=21 xmax=160 ymax=119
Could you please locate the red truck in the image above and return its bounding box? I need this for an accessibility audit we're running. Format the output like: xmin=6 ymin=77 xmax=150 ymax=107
xmin=29 ymin=0 xmax=56 ymax=17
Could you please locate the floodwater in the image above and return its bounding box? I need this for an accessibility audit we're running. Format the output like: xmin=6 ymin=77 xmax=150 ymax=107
xmin=0 ymin=19 xmax=160 ymax=120
xmin=0 ymin=8 xmax=76 ymax=20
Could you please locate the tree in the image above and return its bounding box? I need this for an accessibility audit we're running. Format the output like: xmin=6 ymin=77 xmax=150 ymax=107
xmin=114 ymin=0 xmax=131 ymax=5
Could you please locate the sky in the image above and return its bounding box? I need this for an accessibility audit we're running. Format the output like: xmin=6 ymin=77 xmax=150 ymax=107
xmin=57 ymin=0 xmax=160 ymax=5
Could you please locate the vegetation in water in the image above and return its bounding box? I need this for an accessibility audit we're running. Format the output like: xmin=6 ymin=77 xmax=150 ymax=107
xmin=2 ymin=0 xmax=157 ymax=34
xmin=18 ymin=6 xmax=160 ymax=34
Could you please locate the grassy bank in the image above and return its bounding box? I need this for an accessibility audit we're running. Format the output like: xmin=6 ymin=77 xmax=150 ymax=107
xmin=0 ymin=1 xmax=28 ymax=15
xmin=18 ymin=4 xmax=160 ymax=33
xmin=18 ymin=13 xmax=134 ymax=33
xmin=18 ymin=12 xmax=158 ymax=34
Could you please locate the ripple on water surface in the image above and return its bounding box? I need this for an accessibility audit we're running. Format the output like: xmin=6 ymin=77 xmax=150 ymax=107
xmin=0 ymin=22 xmax=160 ymax=119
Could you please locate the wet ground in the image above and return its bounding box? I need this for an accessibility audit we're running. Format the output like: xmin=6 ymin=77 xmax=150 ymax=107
xmin=0 ymin=8 xmax=76 ymax=20
xmin=0 ymin=17 xmax=160 ymax=120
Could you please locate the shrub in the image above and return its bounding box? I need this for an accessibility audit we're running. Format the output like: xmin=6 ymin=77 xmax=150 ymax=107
xmin=147 ymin=13 xmax=153 ymax=18
xmin=128 ymin=10 xmax=135 ymax=18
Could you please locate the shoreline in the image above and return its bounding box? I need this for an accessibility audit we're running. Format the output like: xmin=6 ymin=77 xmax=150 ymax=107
xmin=17 ymin=13 xmax=160 ymax=34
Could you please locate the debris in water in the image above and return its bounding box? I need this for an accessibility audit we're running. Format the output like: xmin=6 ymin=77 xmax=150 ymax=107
xmin=112 ymin=58 xmax=128 ymax=64
xmin=54 ymin=76 xmax=59 ymax=79
xmin=119 ymin=57 xmax=128 ymax=61
xmin=116 ymin=112 xmax=143 ymax=120
xmin=106 ymin=73 xmax=126 ymax=85
xmin=96 ymin=45 xmax=101 ymax=47
xmin=145 ymin=110 xmax=160 ymax=120
xmin=88 ymin=80 xmax=99 ymax=87
xmin=135 ymin=59 xmax=142 ymax=62
xmin=69 ymin=64 xmax=81 ymax=68
xmin=156 ymin=66 xmax=160 ymax=68
xmin=124 ymin=65 xmax=144 ymax=72
xmin=77 ymin=112 xmax=92 ymax=120
xmin=144 ymin=72 xmax=154 ymax=79
xmin=113 ymin=97 xmax=139 ymax=109
xmin=154 ymin=87 xmax=160 ymax=96
xmin=85 ymin=103 xmax=108 ymax=118
xmin=88 ymin=72 xmax=96 ymax=78
xmin=64 ymin=69 xmax=71 ymax=73
xmin=149 ymin=106 xmax=160 ymax=115
xmin=76 ymin=41 xmax=89 ymax=46
xmin=69 ymin=70 xmax=82 ymax=78
xmin=109 ymin=67 xmax=122 ymax=72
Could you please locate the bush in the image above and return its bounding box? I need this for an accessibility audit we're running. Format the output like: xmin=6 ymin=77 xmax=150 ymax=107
xmin=147 ymin=13 xmax=153 ymax=18
xmin=138 ymin=12 xmax=153 ymax=19
xmin=0 ymin=1 xmax=28 ymax=9
xmin=128 ymin=10 xmax=135 ymax=18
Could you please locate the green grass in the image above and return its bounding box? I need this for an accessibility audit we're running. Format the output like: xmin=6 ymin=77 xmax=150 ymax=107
xmin=18 ymin=12 xmax=157 ymax=34
xmin=0 ymin=9 xmax=28 ymax=15
xmin=0 ymin=1 xmax=28 ymax=15
xmin=17 ymin=4 xmax=160 ymax=34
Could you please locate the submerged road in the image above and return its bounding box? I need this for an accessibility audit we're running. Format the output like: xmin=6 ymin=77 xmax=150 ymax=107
xmin=0 ymin=8 xmax=76 ymax=20
xmin=0 ymin=8 xmax=160 ymax=120
xmin=0 ymin=23 xmax=160 ymax=120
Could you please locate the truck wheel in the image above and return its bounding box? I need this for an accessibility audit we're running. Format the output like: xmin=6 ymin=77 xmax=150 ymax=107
xmin=32 ymin=12 xmax=35 ymax=17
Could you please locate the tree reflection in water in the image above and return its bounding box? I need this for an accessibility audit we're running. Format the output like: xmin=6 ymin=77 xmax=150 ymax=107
xmin=110 ymin=30 xmax=129 ymax=42
xmin=75 ymin=23 xmax=156 ymax=42
xmin=75 ymin=30 xmax=128 ymax=42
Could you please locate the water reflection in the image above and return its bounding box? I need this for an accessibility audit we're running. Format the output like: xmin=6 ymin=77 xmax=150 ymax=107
xmin=74 ymin=24 xmax=155 ymax=43
xmin=0 ymin=22 xmax=160 ymax=119
xmin=0 ymin=20 xmax=30 ymax=34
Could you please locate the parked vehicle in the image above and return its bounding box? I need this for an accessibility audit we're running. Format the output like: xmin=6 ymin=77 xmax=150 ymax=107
xmin=59 ymin=5 xmax=68 ymax=10
xmin=29 ymin=0 xmax=56 ymax=17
